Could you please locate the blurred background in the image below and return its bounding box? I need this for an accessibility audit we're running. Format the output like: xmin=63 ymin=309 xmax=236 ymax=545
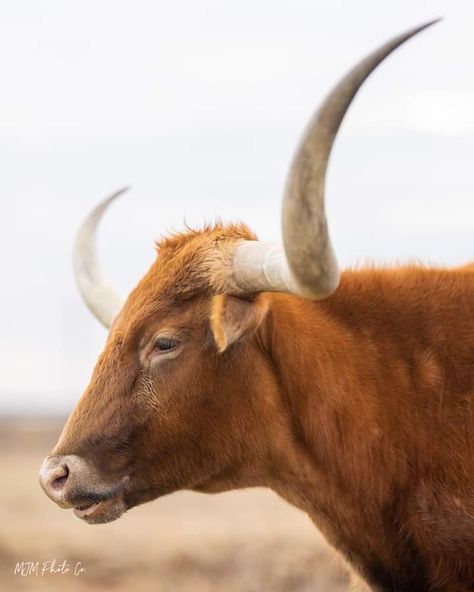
xmin=0 ymin=0 xmax=472 ymax=590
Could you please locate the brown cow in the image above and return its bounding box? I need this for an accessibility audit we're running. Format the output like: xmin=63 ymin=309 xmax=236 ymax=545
xmin=40 ymin=21 xmax=474 ymax=591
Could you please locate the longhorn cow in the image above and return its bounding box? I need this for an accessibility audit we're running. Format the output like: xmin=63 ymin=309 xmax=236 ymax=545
xmin=40 ymin=21 xmax=474 ymax=591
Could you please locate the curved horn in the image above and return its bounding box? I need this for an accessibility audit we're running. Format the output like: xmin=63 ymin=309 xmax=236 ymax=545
xmin=73 ymin=188 xmax=128 ymax=328
xmin=230 ymin=20 xmax=440 ymax=299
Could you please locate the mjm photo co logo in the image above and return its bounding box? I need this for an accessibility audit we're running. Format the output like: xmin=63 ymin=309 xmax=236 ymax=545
xmin=14 ymin=559 xmax=86 ymax=577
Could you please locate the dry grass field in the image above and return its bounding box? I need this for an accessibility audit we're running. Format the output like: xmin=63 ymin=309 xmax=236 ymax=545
xmin=0 ymin=418 xmax=349 ymax=592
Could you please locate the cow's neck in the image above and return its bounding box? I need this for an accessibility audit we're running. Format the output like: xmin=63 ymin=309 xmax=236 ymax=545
xmin=259 ymin=291 xmax=430 ymax=590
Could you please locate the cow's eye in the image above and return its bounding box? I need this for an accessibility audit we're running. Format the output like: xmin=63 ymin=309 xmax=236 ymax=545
xmin=154 ymin=337 xmax=177 ymax=352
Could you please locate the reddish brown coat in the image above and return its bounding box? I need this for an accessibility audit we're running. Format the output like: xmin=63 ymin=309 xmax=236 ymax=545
xmin=50 ymin=226 xmax=474 ymax=591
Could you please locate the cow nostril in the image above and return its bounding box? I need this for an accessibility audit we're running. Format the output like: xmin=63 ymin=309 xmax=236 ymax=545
xmin=51 ymin=463 xmax=69 ymax=490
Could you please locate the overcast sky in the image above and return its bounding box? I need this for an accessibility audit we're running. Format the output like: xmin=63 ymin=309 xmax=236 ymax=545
xmin=1 ymin=0 xmax=473 ymax=413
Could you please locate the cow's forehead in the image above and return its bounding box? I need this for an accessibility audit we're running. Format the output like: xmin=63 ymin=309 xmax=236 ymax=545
xmin=110 ymin=277 xmax=208 ymax=348
xmin=111 ymin=222 xmax=258 ymax=333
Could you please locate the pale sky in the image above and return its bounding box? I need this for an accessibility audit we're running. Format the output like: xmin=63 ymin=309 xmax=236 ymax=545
xmin=0 ymin=0 xmax=473 ymax=413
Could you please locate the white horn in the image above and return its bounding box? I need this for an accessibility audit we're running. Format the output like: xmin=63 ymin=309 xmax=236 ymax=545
xmin=73 ymin=188 xmax=128 ymax=328
xmin=230 ymin=20 xmax=440 ymax=299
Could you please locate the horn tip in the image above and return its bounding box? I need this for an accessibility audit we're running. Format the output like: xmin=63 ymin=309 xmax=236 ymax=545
xmin=414 ymin=17 xmax=443 ymax=35
xmin=110 ymin=186 xmax=131 ymax=201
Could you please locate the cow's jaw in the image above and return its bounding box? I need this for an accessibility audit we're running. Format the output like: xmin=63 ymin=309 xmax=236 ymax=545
xmin=73 ymin=494 xmax=127 ymax=524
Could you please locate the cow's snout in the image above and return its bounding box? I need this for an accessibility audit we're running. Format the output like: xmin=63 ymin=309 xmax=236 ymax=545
xmin=40 ymin=456 xmax=69 ymax=495
xmin=40 ymin=453 xmax=129 ymax=523
xmin=39 ymin=454 xmax=93 ymax=508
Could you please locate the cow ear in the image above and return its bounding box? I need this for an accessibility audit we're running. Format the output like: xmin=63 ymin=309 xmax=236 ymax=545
xmin=210 ymin=294 xmax=268 ymax=353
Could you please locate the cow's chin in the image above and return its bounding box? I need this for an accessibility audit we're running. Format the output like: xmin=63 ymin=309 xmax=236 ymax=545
xmin=73 ymin=495 xmax=127 ymax=524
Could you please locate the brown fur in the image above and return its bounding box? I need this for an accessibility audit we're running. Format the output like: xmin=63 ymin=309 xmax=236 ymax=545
xmin=50 ymin=224 xmax=474 ymax=591
xmin=211 ymin=295 xmax=269 ymax=352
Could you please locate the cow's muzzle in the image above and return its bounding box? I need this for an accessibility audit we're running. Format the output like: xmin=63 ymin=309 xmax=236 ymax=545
xmin=39 ymin=454 xmax=129 ymax=524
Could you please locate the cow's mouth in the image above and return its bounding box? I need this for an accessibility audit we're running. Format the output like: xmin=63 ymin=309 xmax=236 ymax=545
xmin=71 ymin=477 xmax=130 ymax=524
xmin=72 ymin=494 xmax=127 ymax=524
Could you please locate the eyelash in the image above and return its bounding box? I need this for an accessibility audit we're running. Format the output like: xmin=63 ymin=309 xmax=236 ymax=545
xmin=154 ymin=337 xmax=178 ymax=352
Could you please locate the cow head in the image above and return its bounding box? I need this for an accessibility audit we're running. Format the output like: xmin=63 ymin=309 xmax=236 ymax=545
xmin=41 ymin=223 xmax=286 ymax=524
xmin=39 ymin=22 xmax=437 ymax=523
